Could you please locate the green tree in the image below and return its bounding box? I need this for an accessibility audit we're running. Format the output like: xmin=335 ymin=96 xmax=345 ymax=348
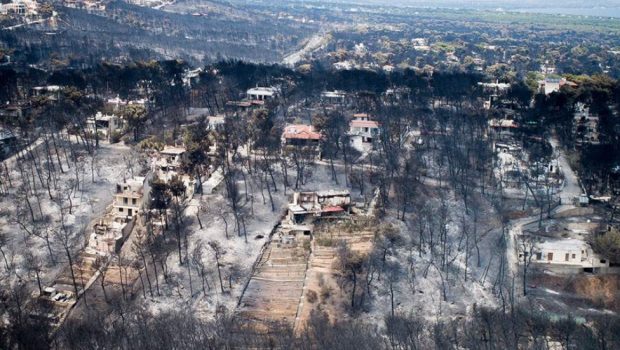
xmin=592 ymin=228 xmax=620 ymax=263
xmin=123 ymin=104 xmax=148 ymax=142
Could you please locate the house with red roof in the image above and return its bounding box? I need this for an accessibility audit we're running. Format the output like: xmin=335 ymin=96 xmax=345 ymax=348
xmin=349 ymin=118 xmax=380 ymax=152
xmin=281 ymin=124 xmax=322 ymax=148
xmin=287 ymin=190 xmax=351 ymax=225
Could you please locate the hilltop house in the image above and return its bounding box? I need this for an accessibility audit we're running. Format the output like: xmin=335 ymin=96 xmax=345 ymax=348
xmin=538 ymin=78 xmax=577 ymax=95
xmin=113 ymin=177 xmax=146 ymax=220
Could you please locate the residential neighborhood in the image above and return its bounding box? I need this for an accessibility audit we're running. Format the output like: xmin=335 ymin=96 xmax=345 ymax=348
xmin=1 ymin=0 xmax=620 ymax=348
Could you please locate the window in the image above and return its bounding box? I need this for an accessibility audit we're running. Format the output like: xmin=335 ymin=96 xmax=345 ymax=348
xmin=547 ymin=252 xmax=554 ymax=261
xmin=119 ymin=208 xmax=124 ymax=212
xmin=565 ymin=253 xmax=569 ymax=262
xmin=536 ymin=252 xmax=542 ymax=260
xmin=572 ymin=254 xmax=576 ymax=259
xmin=600 ymin=259 xmax=607 ymax=264
xmin=132 ymin=198 xmax=137 ymax=205
xmin=124 ymin=198 xmax=128 ymax=204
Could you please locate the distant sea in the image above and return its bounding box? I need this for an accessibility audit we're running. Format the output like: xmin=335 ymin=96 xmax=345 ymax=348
xmin=511 ymin=7 xmax=620 ymax=18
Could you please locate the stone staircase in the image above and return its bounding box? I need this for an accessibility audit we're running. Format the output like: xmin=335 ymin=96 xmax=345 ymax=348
xmin=237 ymin=235 xmax=310 ymax=327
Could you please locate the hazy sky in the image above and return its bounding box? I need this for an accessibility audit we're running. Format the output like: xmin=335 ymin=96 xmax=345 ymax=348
xmin=322 ymin=0 xmax=619 ymax=9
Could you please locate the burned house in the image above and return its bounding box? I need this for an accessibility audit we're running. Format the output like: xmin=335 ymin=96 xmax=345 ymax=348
xmin=0 ymin=128 xmax=17 ymax=159
xmin=30 ymin=85 xmax=62 ymax=100
xmin=573 ymin=103 xmax=600 ymax=146
xmin=489 ymin=119 xmax=518 ymax=133
xmin=349 ymin=119 xmax=380 ymax=152
xmin=287 ymin=190 xmax=351 ymax=225
xmin=247 ymin=87 xmax=277 ymax=101
xmin=86 ymin=112 xmax=122 ymax=141
xmin=152 ymin=145 xmax=197 ymax=197
xmin=155 ymin=146 xmax=188 ymax=174
xmin=494 ymin=142 xmax=521 ymax=155
xmin=321 ymin=90 xmax=346 ymax=104
xmin=113 ymin=177 xmax=145 ymax=220
xmin=0 ymin=105 xmax=26 ymax=123
xmin=281 ymin=124 xmax=322 ymax=149
xmin=87 ymin=215 xmax=134 ymax=254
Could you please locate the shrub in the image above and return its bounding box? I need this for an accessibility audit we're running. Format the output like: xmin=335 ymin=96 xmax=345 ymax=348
xmin=316 ymin=237 xmax=334 ymax=247
xmin=306 ymin=290 xmax=318 ymax=303
xmin=110 ymin=131 xmax=123 ymax=144
xmin=320 ymin=285 xmax=332 ymax=302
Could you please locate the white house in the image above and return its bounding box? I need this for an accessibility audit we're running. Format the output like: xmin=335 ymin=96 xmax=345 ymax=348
xmin=349 ymin=119 xmax=380 ymax=152
xmin=182 ymin=68 xmax=203 ymax=87
xmin=207 ymin=115 xmax=225 ymax=131
xmin=87 ymin=112 xmax=121 ymax=141
xmin=542 ymin=78 xmax=562 ymax=95
xmin=288 ymin=190 xmax=351 ymax=225
xmin=412 ymin=38 xmax=430 ymax=51
xmin=106 ymin=96 xmax=148 ymax=112
xmin=0 ymin=0 xmax=38 ymax=16
xmin=352 ymin=113 xmax=370 ymax=121
xmin=477 ymin=81 xmax=511 ymax=91
xmin=538 ymin=78 xmax=577 ymax=95
xmin=489 ymin=119 xmax=518 ymax=131
xmin=321 ymin=90 xmax=346 ymax=103
xmin=520 ymin=237 xmax=610 ymax=273
xmin=155 ymin=146 xmax=188 ymax=173
xmin=31 ymin=85 xmax=62 ymax=100
xmin=247 ymin=87 xmax=277 ymax=101
xmin=113 ymin=177 xmax=146 ymax=219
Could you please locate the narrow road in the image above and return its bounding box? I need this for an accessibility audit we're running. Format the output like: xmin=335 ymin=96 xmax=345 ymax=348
xmin=549 ymin=136 xmax=582 ymax=204
xmin=505 ymin=136 xmax=580 ymax=297
xmin=2 ymin=136 xmax=44 ymax=168
xmin=282 ymin=31 xmax=330 ymax=67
